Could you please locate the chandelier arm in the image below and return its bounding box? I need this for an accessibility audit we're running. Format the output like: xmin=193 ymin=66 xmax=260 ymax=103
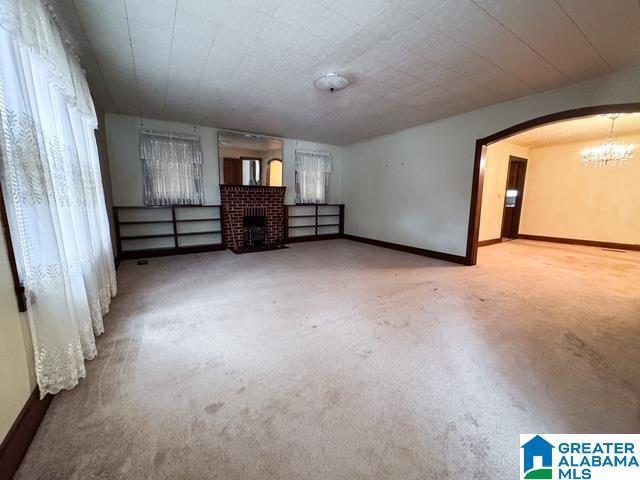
xmin=609 ymin=116 xmax=616 ymax=140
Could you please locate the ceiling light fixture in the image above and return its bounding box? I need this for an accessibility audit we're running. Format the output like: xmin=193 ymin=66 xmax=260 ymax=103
xmin=316 ymin=73 xmax=349 ymax=93
xmin=582 ymin=114 xmax=634 ymax=167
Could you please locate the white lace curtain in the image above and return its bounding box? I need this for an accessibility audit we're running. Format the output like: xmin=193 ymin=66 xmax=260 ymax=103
xmin=0 ymin=0 xmax=116 ymax=396
xmin=140 ymin=130 xmax=203 ymax=205
xmin=295 ymin=150 xmax=332 ymax=204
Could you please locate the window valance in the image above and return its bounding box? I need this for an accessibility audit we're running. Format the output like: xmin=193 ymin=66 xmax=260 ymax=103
xmin=0 ymin=0 xmax=97 ymax=125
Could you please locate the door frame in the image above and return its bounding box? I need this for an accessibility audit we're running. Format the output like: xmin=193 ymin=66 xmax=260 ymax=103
xmin=266 ymin=157 xmax=282 ymax=186
xmin=465 ymin=102 xmax=640 ymax=266
xmin=500 ymin=155 xmax=527 ymax=240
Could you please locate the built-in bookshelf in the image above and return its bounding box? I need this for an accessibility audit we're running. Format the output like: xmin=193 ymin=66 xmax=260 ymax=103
xmin=285 ymin=204 xmax=344 ymax=242
xmin=113 ymin=205 xmax=223 ymax=259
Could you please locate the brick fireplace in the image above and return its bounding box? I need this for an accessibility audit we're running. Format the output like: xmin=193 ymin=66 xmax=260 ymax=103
xmin=219 ymin=185 xmax=286 ymax=251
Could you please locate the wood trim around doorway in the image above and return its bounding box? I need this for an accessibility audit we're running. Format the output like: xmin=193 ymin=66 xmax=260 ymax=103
xmin=465 ymin=102 xmax=640 ymax=266
xmin=499 ymin=155 xmax=527 ymax=240
xmin=478 ymin=237 xmax=502 ymax=247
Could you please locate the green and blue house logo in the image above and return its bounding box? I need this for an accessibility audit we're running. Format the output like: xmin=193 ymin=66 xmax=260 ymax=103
xmin=520 ymin=434 xmax=640 ymax=479
xmin=521 ymin=435 xmax=554 ymax=479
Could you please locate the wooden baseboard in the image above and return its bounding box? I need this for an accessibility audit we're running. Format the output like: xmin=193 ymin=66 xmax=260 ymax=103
xmin=0 ymin=389 xmax=52 ymax=480
xmin=118 ymin=244 xmax=225 ymax=261
xmin=231 ymin=244 xmax=289 ymax=254
xmin=286 ymin=234 xmax=342 ymax=243
xmin=518 ymin=234 xmax=640 ymax=251
xmin=343 ymin=234 xmax=468 ymax=265
xmin=478 ymin=237 xmax=502 ymax=247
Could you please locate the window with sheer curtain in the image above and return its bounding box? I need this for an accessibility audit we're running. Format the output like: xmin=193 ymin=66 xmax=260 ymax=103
xmin=140 ymin=130 xmax=203 ymax=206
xmin=0 ymin=0 xmax=116 ymax=396
xmin=295 ymin=151 xmax=332 ymax=204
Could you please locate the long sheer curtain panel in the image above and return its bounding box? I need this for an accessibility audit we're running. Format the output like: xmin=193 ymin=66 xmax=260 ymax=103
xmin=140 ymin=129 xmax=203 ymax=205
xmin=295 ymin=150 xmax=332 ymax=204
xmin=0 ymin=0 xmax=116 ymax=396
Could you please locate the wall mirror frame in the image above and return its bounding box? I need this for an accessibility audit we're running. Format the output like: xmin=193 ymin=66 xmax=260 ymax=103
xmin=218 ymin=130 xmax=283 ymax=187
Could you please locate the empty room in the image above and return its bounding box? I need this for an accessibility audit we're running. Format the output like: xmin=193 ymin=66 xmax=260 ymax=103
xmin=0 ymin=1 xmax=639 ymax=479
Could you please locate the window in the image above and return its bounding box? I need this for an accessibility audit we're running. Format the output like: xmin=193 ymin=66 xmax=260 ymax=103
xmin=140 ymin=130 xmax=203 ymax=205
xmin=505 ymin=189 xmax=518 ymax=207
xmin=295 ymin=151 xmax=331 ymax=204
xmin=241 ymin=157 xmax=261 ymax=186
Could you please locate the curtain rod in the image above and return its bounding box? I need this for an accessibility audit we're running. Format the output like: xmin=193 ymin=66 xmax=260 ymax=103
xmin=141 ymin=129 xmax=200 ymax=141
xmin=295 ymin=149 xmax=331 ymax=156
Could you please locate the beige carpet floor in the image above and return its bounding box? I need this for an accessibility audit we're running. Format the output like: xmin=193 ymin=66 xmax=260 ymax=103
xmin=16 ymin=239 xmax=640 ymax=479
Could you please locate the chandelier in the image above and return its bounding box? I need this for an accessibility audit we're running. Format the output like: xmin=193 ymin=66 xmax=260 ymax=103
xmin=581 ymin=114 xmax=634 ymax=167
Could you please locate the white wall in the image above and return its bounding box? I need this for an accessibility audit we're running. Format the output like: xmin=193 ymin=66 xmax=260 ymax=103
xmin=0 ymin=232 xmax=35 ymax=441
xmin=519 ymin=133 xmax=640 ymax=245
xmin=478 ymin=142 xmax=530 ymax=242
xmin=105 ymin=114 xmax=343 ymax=207
xmin=341 ymin=66 xmax=640 ymax=257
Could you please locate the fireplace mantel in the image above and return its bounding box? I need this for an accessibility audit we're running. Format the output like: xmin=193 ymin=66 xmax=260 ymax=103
xmin=219 ymin=185 xmax=286 ymax=251
xmin=220 ymin=185 xmax=287 ymax=192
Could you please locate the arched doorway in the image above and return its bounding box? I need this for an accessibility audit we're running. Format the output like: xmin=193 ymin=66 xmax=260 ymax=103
xmin=466 ymin=103 xmax=640 ymax=266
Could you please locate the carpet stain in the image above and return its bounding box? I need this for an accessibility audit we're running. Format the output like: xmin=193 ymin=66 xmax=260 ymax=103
xmin=358 ymin=349 xmax=373 ymax=359
xmin=511 ymin=399 xmax=527 ymax=412
xmin=205 ymin=402 xmax=225 ymax=415
xmin=463 ymin=435 xmax=490 ymax=459
xmin=563 ymin=331 xmax=608 ymax=370
xmin=326 ymin=387 xmax=342 ymax=407
xmin=219 ymin=426 xmax=232 ymax=441
xmin=153 ymin=449 xmax=168 ymax=468
xmin=464 ymin=413 xmax=480 ymax=428
xmin=236 ymin=386 xmax=246 ymax=395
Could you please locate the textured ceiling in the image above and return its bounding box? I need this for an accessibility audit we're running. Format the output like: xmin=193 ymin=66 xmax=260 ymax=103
xmin=52 ymin=0 xmax=640 ymax=145
xmin=506 ymin=113 xmax=640 ymax=149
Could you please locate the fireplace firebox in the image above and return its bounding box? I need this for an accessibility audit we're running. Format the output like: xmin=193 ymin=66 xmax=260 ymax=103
xmin=244 ymin=215 xmax=267 ymax=247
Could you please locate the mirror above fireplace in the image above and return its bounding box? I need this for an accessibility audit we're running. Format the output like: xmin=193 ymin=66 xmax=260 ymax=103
xmin=218 ymin=130 xmax=283 ymax=187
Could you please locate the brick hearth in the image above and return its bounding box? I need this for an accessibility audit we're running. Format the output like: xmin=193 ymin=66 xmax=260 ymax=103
xmin=220 ymin=185 xmax=286 ymax=250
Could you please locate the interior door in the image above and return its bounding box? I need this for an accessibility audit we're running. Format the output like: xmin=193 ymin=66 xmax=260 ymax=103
xmin=501 ymin=156 xmax=527 ymax=239
xmin=223 ymin=157 xmax=242 ymax=185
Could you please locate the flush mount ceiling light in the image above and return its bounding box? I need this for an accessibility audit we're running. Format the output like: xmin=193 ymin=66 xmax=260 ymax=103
xmin=582 ymin=114 xmax=635 ymax=167
xmin=316 ymin=73 xmax=349 ymax=93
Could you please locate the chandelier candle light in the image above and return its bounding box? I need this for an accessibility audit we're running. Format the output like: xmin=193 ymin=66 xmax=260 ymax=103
xmin=582 ymin=114 xmax=634 ymax=167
